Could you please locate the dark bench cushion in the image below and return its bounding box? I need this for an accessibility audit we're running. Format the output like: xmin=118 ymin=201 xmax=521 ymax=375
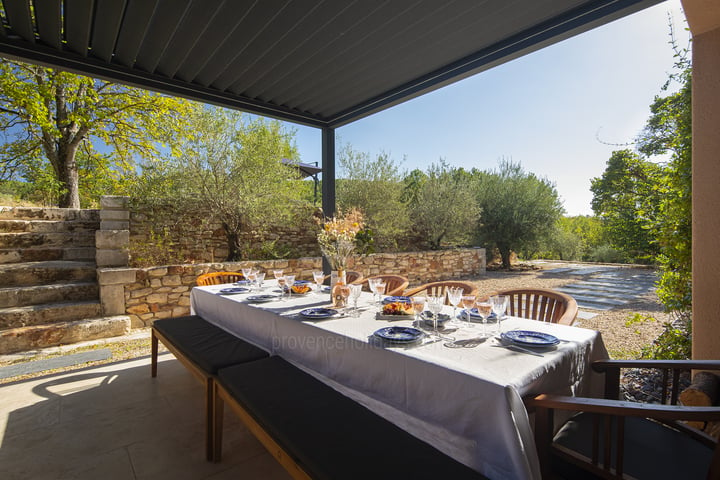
xmin=153 ymin=316 xmax=268 ymax=374
xmin=552 ymin=412 xmax=714 ymax=479
xmin=218 ymin=356 xmax=486 ymax=480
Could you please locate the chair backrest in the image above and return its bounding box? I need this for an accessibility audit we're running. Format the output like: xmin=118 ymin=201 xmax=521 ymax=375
xmin=404 ymin=281 xmax=478 ymax=304
xmin=345 ymin=271 xmax=365 ymax=285
xmin=196 ymin=271 xmax=245 ymax=286
xmin=364 ymin=275 xmax=409 ymax=296
xmin=488 ymin=288 xmax=578 ymax=325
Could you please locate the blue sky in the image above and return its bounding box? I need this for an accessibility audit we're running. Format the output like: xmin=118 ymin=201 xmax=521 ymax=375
xmin=285 ymin=0 xmax=689 ymax=216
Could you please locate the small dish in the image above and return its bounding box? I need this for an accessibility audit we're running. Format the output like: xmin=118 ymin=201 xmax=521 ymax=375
xmin=246 ymin=294 xmax=279 ymax=303
xmin=217 ymin=287 xmax=249 ymax=295
xmin=382 ymin=296 xmax=412 ymax=304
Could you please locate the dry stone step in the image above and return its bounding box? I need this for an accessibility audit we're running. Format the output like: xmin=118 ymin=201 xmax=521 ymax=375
xmin=0 ymin=231 xmax=96 ymax=249
xmin=0 ymin=315 xmax=131 ymax=355
xmin=0 ymin=281 xmax=99 ymax=308
xmin=0 ymin=206 xmax=99 ymax=222
xmin=0 ymin=219 xmax=99 ymax=233
xmin=0 ymin=247 xmax=96 ymax=264
xmin=0 ymin=261 xmax=96 ymax=287
xmin=0 ymin=300 xmax=103 ymax=330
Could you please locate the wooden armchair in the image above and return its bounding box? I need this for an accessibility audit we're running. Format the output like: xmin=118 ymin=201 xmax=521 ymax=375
xmin=404 ymin=281 xmax=478 ymax=304
xmin=196 ymin=271 xmax=245 ymax=286
xmin=481 ymin=288 xmax=578 ymax=326
xmin=526 ymin=360 xmax=720 ymax=480
xmin=322 ymin=271 xmax=364 ymax=285
xmin=364 ymin=275 xmax=409 ymax=297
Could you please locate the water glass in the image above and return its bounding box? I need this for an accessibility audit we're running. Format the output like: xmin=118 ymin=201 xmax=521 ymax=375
xmin=285 ymin=274 xmax=296 ymax=298
xmin=460 ymin=295 xmax=476 ymax=328
xmin=374 ymin=282 xmax=386 ymax=304
xmin=348 ymin=284 xmax=363 ymax=315
xmin=313 ymin=270 xmax=325 ymax=293
xmin=476 ymin=300 xmax=492 ymax=336
xmin=412 ymin=296 xmax=426 ymax=326
xmin=426 ymin=295 xmax=444 ymax=336
xmin=490 ymin=295 xmax=509 ymax=334
xmin=255 ymin=271 xmax=265 ymax=290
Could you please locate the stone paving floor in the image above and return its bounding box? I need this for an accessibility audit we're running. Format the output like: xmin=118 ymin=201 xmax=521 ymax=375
xmin=0 ymin=354 xmax=291 ymax=480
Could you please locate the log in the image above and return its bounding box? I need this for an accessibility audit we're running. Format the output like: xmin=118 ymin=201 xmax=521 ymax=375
xmin=680 ymin=371 xmax=720 ymax=433
xmin=680 ymin=371 xmax=720 ymax=407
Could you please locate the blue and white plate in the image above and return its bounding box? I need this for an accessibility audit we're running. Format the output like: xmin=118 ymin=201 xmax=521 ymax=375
xmin=246 ymin=294 xmax=278 ymax=303
xmin=382 ymin=296 xmax=412 ymax=304
xmin=421 ymin=312 xmax=451 ymax=327
xmin=458 ymin=308 xmax=496 ymax=321
xmin=234 ymin=280 xmax=251 ymax=286
xmin=322 ymin=286 xmax=332 ymax=293
xmin=502 ymin=330 xmax=559 ymax=347
xmin=299 ymin=308 xmax=338 ymax=319
xmin=374 ymin=326 xmax=424 ymax=343
xmin=218 ymin=287 xmax=249 ymax=295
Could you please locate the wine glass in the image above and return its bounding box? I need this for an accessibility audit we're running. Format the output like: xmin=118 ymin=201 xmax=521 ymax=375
xmin=285 ymin=274 xmax=296 ymax=299
xmin=426 ymin=295 xmax=444 ymax=337
xmin=367 ymin=277 xmax=379 ymax=301
xmin=277 ymin=275 xmax=287 ymax=299
xmin=255 ymin=271 xmax=265 ymax=290
xmin=460 ymin=294 xmax=477 ymax=328
xmin=246 ymin=269 xmax=257 ymax=291
xmin=446 ymin=287 xmax=463 ymax=325
xmin=348 ymin=284 xmax=363 ymax=316
xmin=412 ymin=296 xmax=426 ymax=327
xmin=241 ymin=267 xmax=252 ymax=283
xmin=490 ymin=295 xmax=509 ymax=334
xmin=374 ymin=282 xmax=386 ymax=304
xmin=476 ymin=300 xmax=492 ymax=337
xmin=313 ymin=270 xmax=325 ymax=294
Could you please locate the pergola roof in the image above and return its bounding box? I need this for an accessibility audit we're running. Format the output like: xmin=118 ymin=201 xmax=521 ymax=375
xmin=0 ymin=0 xmax=661 ymax=129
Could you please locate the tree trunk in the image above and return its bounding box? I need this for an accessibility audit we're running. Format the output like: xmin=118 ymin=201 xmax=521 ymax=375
xmin=223 ymin=223 xmax=243 ymax=261
xmin=55 ymin=143 xmax=81 ymax=208
xmin=498 ymin=245 xmax=512 ymax=270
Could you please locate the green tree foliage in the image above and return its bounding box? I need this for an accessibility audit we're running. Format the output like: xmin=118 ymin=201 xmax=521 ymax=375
xmin=129 ymin=108 xmax=302 ymax=261
xmin=336 ymin=145 xmax=408 ymax=250
xmin=405 ymin=162 xmax=480 ymax=250
xmin=638 ymin=60 xmax=692 ymax=313
xmin=0 ymin=59 xmax=195 ymax=207
xmin=590 ymin=149 xmax=662 ymax=262
xmin=473 ymin=160 xmax=564 ymax=269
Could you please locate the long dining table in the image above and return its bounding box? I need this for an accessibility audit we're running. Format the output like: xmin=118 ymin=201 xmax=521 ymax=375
xmin=190 ymin=283 xmax=609 ymax=480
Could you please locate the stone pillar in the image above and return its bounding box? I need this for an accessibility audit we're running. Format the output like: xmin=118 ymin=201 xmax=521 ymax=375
xmin=97 ymin=268 xmax=137 ymax=316
xmin=96 ymin=195 xmax=130 ymax=268
xmin=682 ymin=0 xmax=720 ymax=360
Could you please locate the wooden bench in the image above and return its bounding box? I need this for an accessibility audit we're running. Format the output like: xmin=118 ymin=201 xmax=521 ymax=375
xmin=213 ymin=356 xmax=488 ymax=479
xmin=151 ymin=315 xmax=269 ymax=460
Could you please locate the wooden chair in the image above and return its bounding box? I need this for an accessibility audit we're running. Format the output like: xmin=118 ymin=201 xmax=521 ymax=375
xmin=196 ymin=271 xmax=245 ymax=286
xmin=322 ymin=270 xmax=364 ymax=285
xmin=481 ymin=288 xmax=578 ymax=326
xmin=404 ymin=281 xmax=478 ymax=304
xmin=364 ymin=275 xmax=409 ymax=297
xmin=526 ymin=359 xmax=720 ymax=480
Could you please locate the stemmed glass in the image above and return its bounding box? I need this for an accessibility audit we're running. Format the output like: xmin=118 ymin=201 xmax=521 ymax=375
xmin=426 ymin=295 xmax=445 ymax=337
xmin=367 ymin=278 xmax=379 ymax=303
xmin=255 ymin=271 xmax=265 ymax=291
xmin=241 ymin=267 xmax=252 ymax=283
xmin=476 ymin=300 xmax=492 ymax=337
xmin=412 ymin=296 xmax=426 ymax=327
xmin=246 ymin=269 xmax=257 ymax=291
xmin=490 ymin=295 xmax=509 ymax=334
xmin=446 ymin=287 xmax=463 ymax=325
xmin=374 ymin=282 xmax=386 ymax=304
xmin=313 ymin=270 xmax=325 ymax=294
xmin=348 ymin=284 xmax=363 ymax=316
xmin=460 ymin=295 xmax=476 ymax=328
xmin=277 ymin=275 xmax=287 ymax=300
xmin=285 ymin=274 xmax=296 ymax=299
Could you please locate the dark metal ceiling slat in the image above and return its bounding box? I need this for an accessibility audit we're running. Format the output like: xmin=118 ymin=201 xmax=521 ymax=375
xmin=174 ymin=0 xmax=258 ymax=83
xmin=269 ymin=0 xmax=448 ymax=109
xmin=214 ymin=0 xmax=357 ymax=93
xmin=90 ymin=0 xmax=127 ymax=62
xmin=113 ymin=0 xmax=159 ymax=67
xmin=64 ymin=0 xmax=94 ymax=56
xmin=133 ymin=0 xmax=192 ymax=73
xmin=34 ymin=0 xmax=62 ymax=49
xmin=233 ymin=0 xmax=391 ymax=103
xmin=3 ymin=0 xmax=35 ymax=42
xmin=155 ymin=0 xmax=224 ymax=78
xmin=195 ymin=0 xmax=317 ymax=88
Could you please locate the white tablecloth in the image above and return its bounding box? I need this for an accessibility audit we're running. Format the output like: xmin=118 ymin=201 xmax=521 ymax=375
xmin=191 ymin=285 xmax=608 ymax=480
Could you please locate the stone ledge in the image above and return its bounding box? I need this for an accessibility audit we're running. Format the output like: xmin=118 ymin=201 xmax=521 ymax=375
xmin=98 ymin=267 xmax=137 ymax=285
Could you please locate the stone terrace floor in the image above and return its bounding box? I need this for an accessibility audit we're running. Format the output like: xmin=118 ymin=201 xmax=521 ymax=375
xmin=0 ymin=354 xmax=291 ymax=480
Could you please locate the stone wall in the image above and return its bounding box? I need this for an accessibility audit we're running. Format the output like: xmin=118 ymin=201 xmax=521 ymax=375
xmin=128 ymin=201 xmax=322 ymax=264
xmin=104 ymin=247 xmax=485 ymax=328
